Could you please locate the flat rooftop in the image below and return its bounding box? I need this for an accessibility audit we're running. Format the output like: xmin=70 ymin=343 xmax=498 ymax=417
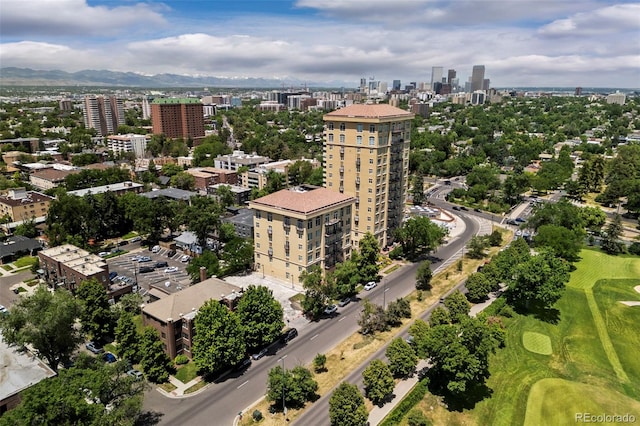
xmin=250 ymin=187 xmax=354 ymax=216
xmin=0 ymin=335 xmax=56 ymax=401
xmin=67 ymin=181 xmax=142 ymax=197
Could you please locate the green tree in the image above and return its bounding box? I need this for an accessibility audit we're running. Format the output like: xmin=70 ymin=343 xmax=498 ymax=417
xmin=601 ymin=214 xmax=625 ymax=255
xmin=76 ymin=278 xmax=115 ymax=343
xmin=329 ymin=382 xmax=368 ymax=426
xmin=170 ymin=171 xmax=195 ymax=191
xmin=533 ymin=224 xmax=583 ymax=262
xmin=220 ymin=237 xmax=254 ymax=275
xmin=184 ymin=196 xmax=222 ymax=248
xmin=363 ymin=359 xmax=395 ymax=405
xmin=288 ymin=160 xmax=313 ymax=186
xmin=161 ymin=163 xmax=184 ymax=177
xmin=332 ymin=259 xmax=361 ymax=298
xmin=444 ymin=290 xmax=470 ymax=322
xmin=300 ymin=265 xmax=333 ymax=320
xmin=411 ymin=174 xmax=425 ymax=205
xmin=415 ymin=260 xmax=433 ymax=290
xmin=192 ymin=299 xmax=246 ymax=375
xmin=14 ymin=218 xmax=38 ymax=238
xmin=215 ymin=184 xmax=236 ymax=208
xmin=386 ymin=297 xmax=411 ymax=326
xmin=358 ymin=299 xmax=388 ymax=334
xmin=507 ymin=249 xmax=570 ymax=310
xmin=313 ymin=353 xmax=327 ymax=373
xmin=114 ymin=311 xmax=141 ymax=364
xmin=186 ymin=250 xmax=220 ymax=283
xmin=386 ymin=337 xmax=418 ymax=378
xmin=395 ymin=217 xmax=447 ymax=259
xmin=266 ymin=365 xmax=318 ymax=410
xmin=466 ymin=235 xmax=489 ymax=259
xmin=235 ymin=285 xmax=285 ymax=353
xmin=465 ymin=272 xmax=493 ymax=303
xmin=356 ymin=232 xmax=381 ymax=283
xmin=0 ymin=286 xmax=82 ymax=372
xmin=138 ymin=327 xmax=173 ymax=383
xmin=428 ymin=306 xmax=452 ymax=327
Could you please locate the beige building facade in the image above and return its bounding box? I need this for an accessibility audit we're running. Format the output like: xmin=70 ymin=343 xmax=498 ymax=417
xmin=249 ymin=186 xmax=355 ymax=284
xmin=323 ymin=104 xmax=413 ymax=248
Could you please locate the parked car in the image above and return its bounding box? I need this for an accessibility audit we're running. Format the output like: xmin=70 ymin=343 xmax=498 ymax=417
xmin=0 ymin=305 xmax=8 ymax=315
xmin=281 ymin=328 xmax=298 ymax=343
xmin=155 ymin=261 xmax=168 ymax=268
xmin=323 ymin=304 xmax=338 ymax=315
xmin=151 ymin=245 xmax=161 ymax=253
xmin=109 ymin=271 xmax=118 ymax=281
xmin=130 ymin=255 xmax=141 ymax=261
xmin=515 ymin=217 xmax=526 ymax=223
xmin=452 ymin=206 xmax=460 ymax=211
xmin=364 ymin=281 xmax=377 ymax=291
xmin=130 ymin=236 xmax=141 ymax=243
xmin=338 ymin=297 xmax=351 ymax=307
xmin=460 ymin=206 xmax=469 ymax=211
xmin=139 ymin=266 xmax=154 ymax=273
xmin=164 ymin=266 xmax=179 ymax=273
xmin=103 ymin=352 xmax=117 ymax=363
xmin=167 ymin=249 xmax=176 ymax=257
xmin=474 ymin=208 xmax=482 ymax=212
xmin=138 ymin=256 xmax=152 ymax=263
xmin=98 ymin=251 xmax=109 ymax=258
xmin=252 ymin=348 xmax=268 ymax=360
xmin=235 ymin=357 xmax=252 ymax=371
xmin=180 ymin=255 xmax=191 ymax=263
xmin=127 ymin=369 xmax=144 ymax=380
xmin=86 ymin=342 xmax=104 ymax=354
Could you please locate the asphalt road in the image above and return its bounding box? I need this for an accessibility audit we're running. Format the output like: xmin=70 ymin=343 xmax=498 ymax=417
xmin=142 ymin=213 xmax=481 ymax=426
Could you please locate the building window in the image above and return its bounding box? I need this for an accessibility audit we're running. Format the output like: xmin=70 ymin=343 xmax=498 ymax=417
xmin=256 ymin=211 xmax=261 ymax=219
xmin=369 ymin=124 xmax=376 ymax=132
xmin=328 ymin=134 xmax=334 ymax=142
xmin=307 ymin=220 xmax=313 ymax=229
xmin=328 ymin=122 xmax=334 ymax=130
xmin=340 ymin=134 xmax=345 ymax=144
xmin=308 ymin=254 xmax=313 ymax=262
xmin=256 ymin=232 xmax=260 ymax=238
xmin=369 ymin=136 xmax=375 ymax=146
xmin=286 ymin=272 xmax=290 ymax=279
xmin=357 ymin=135 xmax=362 ymax=145
xmin=298 ymin=244 xmax=303 ymax=250
xmin=298 ymin=255 xmax=303 ymax=261
xmin=316 ymin=217 xmax=321 ymax=226
xmin=256 ymin=243 xmax=260 ymax=248
xmin=369 ymin=158 xmax=374 ymax=164
xmin=267 ymin=213 xmax=272 ymax=222
xmin=307 ymin=242 xmax=313 ymax=251
xmin=369 ymin=168 xmax=373 ymax=174
xmin=286 ymin=262 xmax=290 ymax=268
xmin=340 ymin=123 xmax=346 ymax=131
xmin=357 ymin=123 xmax=363 ymax=132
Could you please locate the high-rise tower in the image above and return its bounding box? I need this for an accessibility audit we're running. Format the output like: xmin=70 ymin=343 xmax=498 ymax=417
xmin=83 ymin=95 xmax=124 ymax=137
xmin=431 ymin=67 xmax=443 ymax=90
xmin=471 ymin=65 xmax=485 ymax=92
xmin=323 ymin=104 xmax=414 ymax=248
xmin=151 ymin=98 xmax=205 ymax=141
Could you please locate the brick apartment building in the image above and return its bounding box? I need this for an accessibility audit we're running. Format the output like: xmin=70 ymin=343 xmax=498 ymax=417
xmin=141 ymin=277 xmax=243 ymax=359
xmin=151 ymin=98 xmax=205 ymax=141
xmin=38 ymin=244 xmax=110 ymax=293
xmin=184 ymin=167 xmax=238 ymax=191
xmin=0 ymin=189 xmax=54 ymax=222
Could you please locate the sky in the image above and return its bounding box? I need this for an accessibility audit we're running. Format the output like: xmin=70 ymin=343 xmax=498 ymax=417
xmin=1 ymin=0 xmax=639 ymax=88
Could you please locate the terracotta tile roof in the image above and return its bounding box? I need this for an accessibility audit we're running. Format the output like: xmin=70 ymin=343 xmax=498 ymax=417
xmin=30 ymin=168 xmax=78 ymax=182
xmin=251 ymin=187 xmax=354 ymax=215
xmin=324 ymin=104 xmax=413 ymax=119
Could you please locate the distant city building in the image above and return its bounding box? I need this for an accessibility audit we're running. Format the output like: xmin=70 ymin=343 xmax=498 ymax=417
xmin=58 ymin=99 xmax=74 ymax=111
xmin=239 ymin=158 xmax=320 ymax=190
xmin=471 ymin=65 xmax=485 ymax=92
xmin=249 ymin=186 xmax=355 ymax=282
xmin=222 ymin=207 xmax=254 ymax=239
xmin=606 ymin=91 xmax=626 ymax=105
xmin=0 ymin=138 xmax=39 ymax=153
xmin=0 ymin=189 xmax=53 ymax=222
xmin=471 ymin=90 xmax=487 ymax=105
xmin=214 ymin=150 xmax=271 ymax=171
xmin=208 ymin=183 xmax=251 ymax=205
xmin=575 ymin=87 xmax=583 ymax=96
xmin=392 ymin=80 xmax=401 ymax=91
xmin=323 ymin=104 xmax=413 ymax=247
xmin=67 ymin=181 xmax=143 ymax=198
xmin=483 ymin=78 xmax=491 ymax=91
xmin=29 ymin=168 xmax=79 ymax=191
xmin=141 ymin=96 xmax=152 ymax=120
xmin=151 ymin=98 xmax=205 ymax=141
xmin=447 ymin=69 xmax=457 ymax=84
xmin=83 ymin=95 xmax=125 ymax=137
xmin=185 ymin=167 xmax=238 ymax=192
xmin=411 ymin=102 xmax=430 ymax=118
xmin=431 ymin=67 xmax=443 ymax=90
xmin=107 ymin=134 xmax=148 ymax=158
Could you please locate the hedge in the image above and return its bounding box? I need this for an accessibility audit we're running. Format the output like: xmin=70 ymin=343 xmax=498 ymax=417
xmin=379 ymin=377 xmax=429 ymax=426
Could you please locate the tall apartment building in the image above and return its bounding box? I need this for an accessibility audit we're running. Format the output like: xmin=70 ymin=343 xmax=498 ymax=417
xmin=249 ymin=186 xmax=355 ymax=284
xmin=151 ymin=98 xmax=205 ymax=141
xmin=107 ymin=134 xmax=148 ymax=158
xmin=323 ymin=104 xmax=413 ymax=248
xmin=83 ymin=95 xmax=124 ymax=137
xmin=471 ymin=65 xmax=485 ymax=92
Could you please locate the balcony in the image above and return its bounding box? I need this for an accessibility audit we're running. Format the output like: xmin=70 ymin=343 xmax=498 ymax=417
xmin=284 ymin=241 xmax=290 ymax=250
xmin=267 ymin=226 xmax=273 ymax=235
xmin=283 ymin=222 xmax=290 ymax=230
xmin=268 ymin=248 xmax=273 ymax=257
xmin=356 ymin=158 xmax=361 ymax=166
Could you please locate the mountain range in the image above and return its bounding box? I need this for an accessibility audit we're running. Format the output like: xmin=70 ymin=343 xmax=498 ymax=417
xmin=0 ymin=67 xmax=349 ymax=89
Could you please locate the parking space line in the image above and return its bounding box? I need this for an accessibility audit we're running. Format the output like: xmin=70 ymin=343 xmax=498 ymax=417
xmin=310 ymin=333 xmax=319 ymax=341
xmin=237 ymin=380 xmax=249 ymax=389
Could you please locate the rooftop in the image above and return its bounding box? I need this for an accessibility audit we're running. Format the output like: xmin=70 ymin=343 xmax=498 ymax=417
xmin=39 ymin=244 xmax=106 ymax=275
xmin=0 ymin=190 xmax=54 ymax=207
xmin=324 ymin=104 xmax=414 ymax=120
xmin=140 ymin=188 xmax=197 ymax=201
xmin=67 ymin=181 xmax=142 ymax=197
xmin=142 ymin=277 xmax=242 ymax=321
xmin=152 ymin=98 xmax=202 ymax=105
xmin=250 ymin=186 xmax=354 ymax=215
xmin=0 ymin=335 xmax=57 ymax=401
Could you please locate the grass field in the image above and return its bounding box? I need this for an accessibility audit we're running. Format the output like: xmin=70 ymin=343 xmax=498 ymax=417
xmin=522 ymin=332 xmax=552 ymax=355
xmin=469 ymin=249 xmax=640 ymax=426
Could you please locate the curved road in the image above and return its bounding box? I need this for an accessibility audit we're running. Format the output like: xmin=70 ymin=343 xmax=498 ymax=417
xmin=142 ymin=212 xmax=480 ymax=426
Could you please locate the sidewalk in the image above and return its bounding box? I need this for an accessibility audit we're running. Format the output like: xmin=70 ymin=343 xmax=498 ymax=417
xmin=156 ymin=375 xmax=205 ymax=398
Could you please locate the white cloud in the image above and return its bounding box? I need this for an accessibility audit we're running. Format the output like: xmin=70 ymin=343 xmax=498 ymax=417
xmin=538 ymin=3 xmax=640 ymax=36
xmin=0 ymin=0 xmax=167 ymax=37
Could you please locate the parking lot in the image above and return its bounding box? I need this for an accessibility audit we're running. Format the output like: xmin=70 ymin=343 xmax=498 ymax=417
xmin=107 ymin=246 xmax=192 ymax=295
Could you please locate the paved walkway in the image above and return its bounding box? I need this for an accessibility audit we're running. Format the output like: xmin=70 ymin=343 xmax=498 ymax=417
xmin=156 ymin=375 xmax=205 ymax=398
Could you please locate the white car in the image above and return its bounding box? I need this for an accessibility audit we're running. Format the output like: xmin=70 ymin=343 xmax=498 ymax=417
xmin=151 ymin=245 xmax=161 ymax=253
xmin=98 ymin=251 xmax=109 ymax=258
xmin=180 ymin=255 xmax=191 ymax=263
xmin=164 ymin=266 xmax=179 ymax=273
xmin=364 ymin=281 xmax=377 ymax=291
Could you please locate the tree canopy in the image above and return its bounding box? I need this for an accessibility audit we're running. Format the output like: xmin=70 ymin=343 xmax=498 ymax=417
xmin=329 ymin=382 xmax=368 ymax=426
xmin=235 ymin=285 xmax=285 ymax=353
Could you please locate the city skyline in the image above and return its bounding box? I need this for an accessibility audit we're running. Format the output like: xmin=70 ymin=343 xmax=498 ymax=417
xmin=1 ymin=0 xmax=639 ymax=88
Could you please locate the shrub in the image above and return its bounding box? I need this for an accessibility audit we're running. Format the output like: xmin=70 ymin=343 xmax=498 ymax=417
xmin=629 ymin=242 xmax=640 ymax=256
xmin=252 ymin=410 xmax=263 ymax=421
xmin=407 ymin=408 xmax=431 ymax=426
xmin=389 ymin=245 xmax=404 ymax=260
xmin=379 ymin=378 xmax=429 ymax=426
xmin=313 ymin=353 xmax=327 ymax=373
xmin=174 ymin=354 xmax=189 ymax=365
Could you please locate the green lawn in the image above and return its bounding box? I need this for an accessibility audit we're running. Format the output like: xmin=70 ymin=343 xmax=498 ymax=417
xmin=121 ymin=231 xmax=139 ymax=240
xmin=175 ymin=361 xmax=199 ymax=383
xmin=470 ymin=249 xmax=640 ymax=426
xmin=14 ymin=256 xmax=37 ymax=268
